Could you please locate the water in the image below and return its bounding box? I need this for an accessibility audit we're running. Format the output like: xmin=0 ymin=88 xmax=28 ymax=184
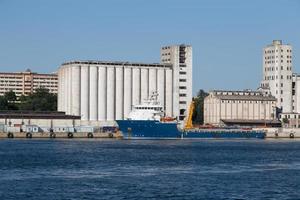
xmin=0 ymin=139 xmax=300 ymax=200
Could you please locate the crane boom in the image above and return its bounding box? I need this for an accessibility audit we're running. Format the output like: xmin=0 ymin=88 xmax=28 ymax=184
xmin=185 ymin=99 xmax=195 ymax=129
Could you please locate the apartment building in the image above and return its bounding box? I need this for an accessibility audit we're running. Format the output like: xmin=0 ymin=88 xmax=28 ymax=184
xmin=0 ymin=69 xmax=58 ymax=97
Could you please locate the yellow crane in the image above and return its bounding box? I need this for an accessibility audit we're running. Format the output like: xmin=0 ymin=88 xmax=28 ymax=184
xmin=185 ymin=98 xmax=195 ymax=129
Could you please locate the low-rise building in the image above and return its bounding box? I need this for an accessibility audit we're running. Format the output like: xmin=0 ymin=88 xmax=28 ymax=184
xmin=0 ymin=69 xmax=58 ymax=96
xmin=279 ymin=112 xmax=300 ymax=128
xmin=204 ymin=90 xmax=279 ymax=126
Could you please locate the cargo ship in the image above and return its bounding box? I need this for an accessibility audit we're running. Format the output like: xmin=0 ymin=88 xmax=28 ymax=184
xmin=116 ymin=92 xmax=266 ymax=139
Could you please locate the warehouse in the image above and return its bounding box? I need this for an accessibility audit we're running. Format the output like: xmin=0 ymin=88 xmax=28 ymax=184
xmin=204 ymin=90 xmax=278 ymax=126
xmin=57 ymin=45 xmax=193 ymax=121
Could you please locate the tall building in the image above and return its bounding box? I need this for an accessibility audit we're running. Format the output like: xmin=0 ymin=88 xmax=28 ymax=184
xmin=161 ymin=44 xmax=192 ymax=120
xmin=260 ymin=40 xmax=293 ymax=112
xmin=0 ymin=69 xmax=58 ymax=97
xmin=57 ymin=44 xmax=193 ymax=122
xmin=292 ymin=74 xmax=300 ymax=112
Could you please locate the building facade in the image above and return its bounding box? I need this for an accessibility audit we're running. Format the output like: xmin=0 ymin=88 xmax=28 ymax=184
xmin=204 ymin=90 xmax=277 ymax=126
xmin=57 ymin=44 xmax=193 ymax=121
xmin=279 ymin=112 xmax=300 ymax=128
xmin=160 ymin=45 xmax=192 ymax=120
xmin=0 ymin=69 xmax=58 ymax=96
xmin=260 ymin=40 xmax=293 ymax=112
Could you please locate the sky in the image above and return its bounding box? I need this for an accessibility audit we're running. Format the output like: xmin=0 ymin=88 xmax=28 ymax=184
xmin=0 ymin=0 xmax=300 ymax=95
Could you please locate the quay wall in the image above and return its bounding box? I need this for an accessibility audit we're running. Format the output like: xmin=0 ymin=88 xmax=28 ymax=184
xmin=0 ymin=131 xmax=122 ymax=139
xmin=255 ymin=128 xmax=300 ymax=138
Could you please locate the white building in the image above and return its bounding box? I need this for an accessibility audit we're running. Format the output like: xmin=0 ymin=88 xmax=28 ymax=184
xmin=0 ymin=69 xmax=58 ymax=96
xmin=161 ymin=45 xmax=192 ymax=120
xmin=204 ymin=90 xmax=277 ymax=126
xmin=291 ymin=74 xmax=300 ymax=113
xmin=279 ymin=112 xmax=300 ymax=128
xmin=260 ymin=40 xmax=293 ymax=112
xmin=57 ymin=44 xmax=192 ymax=121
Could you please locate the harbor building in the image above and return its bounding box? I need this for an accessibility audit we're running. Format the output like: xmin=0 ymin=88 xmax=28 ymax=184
xmin=204 ymin=90 xmax=279 ymax=126
xmin=57 ymin=44 xmax=193 ymax=121
xmin=161 ymin=45 xmax=192 ymax=120
xmin=0 ymin=69 xmax=58 ymax=96
xmin=279 ymin=112 xmax=300 ymax=128
xmin=291 ymin=74 xmax=300 ymax=113
xmin=260 ymin=40 xmax=293 ymax=113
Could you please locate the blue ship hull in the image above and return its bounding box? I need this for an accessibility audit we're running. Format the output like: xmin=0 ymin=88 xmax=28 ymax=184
xmin=116 ymin=120 xmax=266 ymax=139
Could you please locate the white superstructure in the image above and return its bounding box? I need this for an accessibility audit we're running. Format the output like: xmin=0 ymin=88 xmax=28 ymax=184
xmin=58 ymin=45 xmax=192 ymax=122
xmin=128 ymin=92 xmax=164 ymax=121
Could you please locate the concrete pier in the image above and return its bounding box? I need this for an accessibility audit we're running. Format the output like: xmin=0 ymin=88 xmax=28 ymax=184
xmin=255 ymin=128 xmax=300 ymax=138
xmin=0 ymin=132 xmax=123 ymax=139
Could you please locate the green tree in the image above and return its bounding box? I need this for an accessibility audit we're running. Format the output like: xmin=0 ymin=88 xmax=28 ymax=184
xmin=18 ymin=87 xmax=57 ymax=111
xmin=4 ymin=90 xmax=17 ymax=102
xmin=4 ymin=90 xmax=18 ymax=110
xmin=0 ymin=96 xmax=8 ymax=110
xmin=282 ymin=118 xmax=289 ymax=124
xmin=192 ymin=89 xmax=209 ymax=125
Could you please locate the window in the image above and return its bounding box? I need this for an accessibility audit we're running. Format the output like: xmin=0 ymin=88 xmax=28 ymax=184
xmin=179 ymin=79 xmax=186 ymax=82
xmin=179 ymin=86 xmax=186 ymax=89
xmin=179 ymin=101 xmax=186 ymax=104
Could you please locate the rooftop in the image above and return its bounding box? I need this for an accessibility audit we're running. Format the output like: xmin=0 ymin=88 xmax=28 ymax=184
xmin=61 ymin=60 xmax=172 ymax=68
xmin=0 ymin=70 xmax=57 ymax=76
xmin=210 ymin=90 xmax=277 ymax=101
xmin=0 ymin=111 xmax=80 ymax=119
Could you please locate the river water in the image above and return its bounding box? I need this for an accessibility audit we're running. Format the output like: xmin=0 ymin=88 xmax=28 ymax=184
xmin=0 ymin=139 xmax=299 ymax=199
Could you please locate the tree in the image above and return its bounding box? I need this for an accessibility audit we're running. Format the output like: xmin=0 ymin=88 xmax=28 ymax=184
xmin=4 ymin=90 xmax=17 ymax=102
xmin=0 ymin=96 xmax=8 ymax=110
xmin=0 ymin=88 xmax=57 ymax=111
xmin=0 ymin=90 xmax=18 ymax=110
xmin=18 ymin=88 xmax=57 ymax=111
xmin=282 ymin=117 xmax=289 ymax=124
xmin=192 ymin=89 xmax=209 ymax=125
xmin=4 ymin=90 xmax=18 ymax=110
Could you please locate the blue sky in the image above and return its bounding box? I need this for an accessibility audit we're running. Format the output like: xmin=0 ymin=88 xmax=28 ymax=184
xmin=0 ymin=0 xmax=299 ymax=95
